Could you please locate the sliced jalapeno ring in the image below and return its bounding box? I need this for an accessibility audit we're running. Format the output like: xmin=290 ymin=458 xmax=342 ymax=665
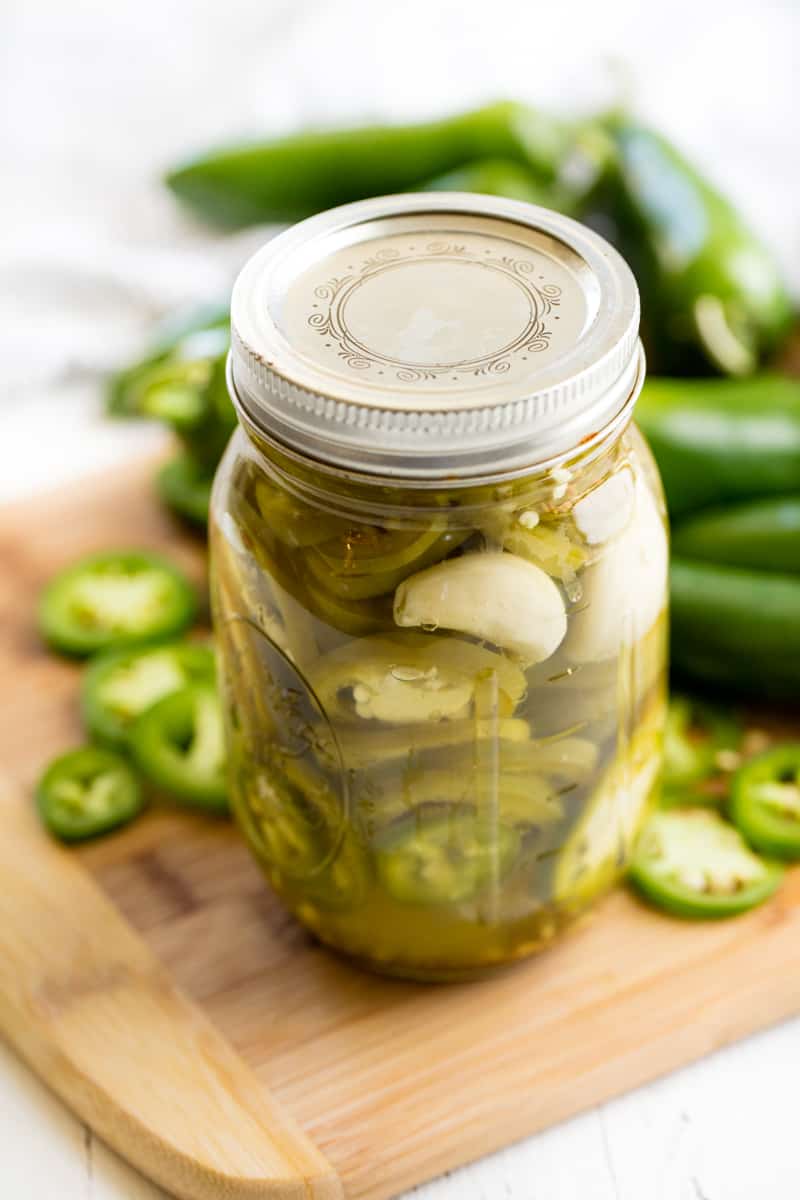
xmin=36 ymin=746 xmax=144 ymax=841
xmin=630 ymin=808 xmax=783 ymax=919
xmin=156 ymin=454 xmax=215 ymax=527
xmin=311 ymin=632 xmax=526 ymax=725
xmin=663 ymin=694 xmax=742 ymax=794
xmin=376 ymin=804 xmax=520 ymax=907
xmin=38 ymin=551 xmax=197 ymax=657
xmin=130 ymin=684 xmax=228 ymax=813
xmin=82 ymin=641 xmax=216 ymax=749
xmin=730 ymin=744 xmax=800 ymax=860
xmin=306 ymin=524 xmax=471 ymax=601
xmin=234 ymin=755 xmax=369 ymax=910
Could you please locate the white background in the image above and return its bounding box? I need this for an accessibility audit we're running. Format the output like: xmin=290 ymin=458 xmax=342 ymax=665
xmin=2 ymin=1 xmax=799 ymax=1196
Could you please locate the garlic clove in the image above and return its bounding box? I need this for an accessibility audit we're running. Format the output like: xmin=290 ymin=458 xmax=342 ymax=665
xmin=394 ymin=551 xmax=567 ymax=664
xmin=566 ymin=480 xmax=667 ymax=663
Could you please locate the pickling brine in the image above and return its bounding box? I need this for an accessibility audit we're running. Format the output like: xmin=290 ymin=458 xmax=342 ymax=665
xmin=212 ymin=193 xmax=667 ymax=979
xmin=211 ymin=421 xmax=667 ymax=978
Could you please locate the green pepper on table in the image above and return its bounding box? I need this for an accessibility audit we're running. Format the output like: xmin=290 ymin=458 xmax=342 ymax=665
xmin=36 ymin=746 xmax=144 ymax=841
xmin=662 ymin=694 xmax=742 ymax=800
xmin=730 ymin=745 xmax=800 ymax=860
xmin=130 ymin=684 xmax=228 ymax=813
xmin=82 ymin=640 xmax=216 ymax=749
xmin=165 ymin=101 xmax=577 ymax=227
xmin=38 ymin=551 xmax=197 ymax=657
xmin=672 ymin=497 xmax=800 ymax=574
xmin=420 ymin=158 xmax=576 ymax=210
xmin=630 ymin=808 xmax=783 ymax=919
xmin=635 ymin=375 xmax=800 ymax=518
xmin=586 ymin=119 xmax=792 ymax=375
xmin=670 ymin=559 xmax=800 ymax=700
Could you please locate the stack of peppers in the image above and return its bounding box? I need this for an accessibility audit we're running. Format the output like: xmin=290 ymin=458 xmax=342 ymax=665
xmin=108 ymin=100 xmax=799 ymax=700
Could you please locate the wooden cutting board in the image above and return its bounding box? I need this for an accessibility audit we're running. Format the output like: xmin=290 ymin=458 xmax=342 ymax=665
xmin=2 ymin=454 xmax=800 ymax=1200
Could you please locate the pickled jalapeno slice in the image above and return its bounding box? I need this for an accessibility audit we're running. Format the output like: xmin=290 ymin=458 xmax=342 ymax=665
xmin=630 ymin=808 xmax=783 ymax=918
xmin=363 ymin=768 xmax=563 ymax=833
xmin=311 ymin=632 xmax=526 ymax=724
xmin=130 ymin=684 xmax=228 ymax=812
xmin=376 ymin=805 xmax=520 ymax=906
xmin=82 ymin=641 xmax=216 ymax=749
xmin=663 ymin=694 xmax=742 ymax=794
xmin=306 ymin=523 xmax=472 ymax=601
xmin=36 ymin=746 xmax=144 ymax=841
xmin=730 ymin=745 xmax=800 ymax=860
xmin=554 ymin=718 xmax=662 ymax=908
xmin=38 ymin=551 xmax=197 ymax=657
xmin=235 ymin=756 xmax=369 ymax=909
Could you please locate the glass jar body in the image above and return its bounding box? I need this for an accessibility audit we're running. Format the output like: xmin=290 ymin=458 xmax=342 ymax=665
xmin=210 ymin=422 xmax=668 ymax=980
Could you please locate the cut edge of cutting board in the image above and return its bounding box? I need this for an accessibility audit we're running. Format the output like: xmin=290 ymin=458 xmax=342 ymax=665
xmin=2 ymin=452 xmax=800 ymax=1200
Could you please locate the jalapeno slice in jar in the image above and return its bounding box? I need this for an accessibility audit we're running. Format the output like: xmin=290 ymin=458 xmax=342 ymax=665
xmin=630 ymin=809 xmax=783 ymax=918
xmin=311 ymin=632 xmax=526 ymax=724
xmin=130 ymin=685 xmax=227 ymax=812
xmin=234 ymin=755 xmax=369 ymax=910
xmin=157 ymin=454 xmax=215 ymax=527
xmin=38 ymin=551 xmax=197 ymax=657
xmin=663 ymin=694 xmax=742 ymax=795
xmin=36 ymin=746 xmax=144 ymax=841
xmin=306 ymin=523 xmax=471 ymax=600
xmin=82 ymin=641 xmax=216 ymax=749
xmin=376 ymin=805 xmax=520 ymax=907
xmin=730 ymin=744 xmax=800 ymax=859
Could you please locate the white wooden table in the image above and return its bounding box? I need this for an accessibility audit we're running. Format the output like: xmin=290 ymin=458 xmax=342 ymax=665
xmin=2 ymin=1 xmax=799 ymax=1195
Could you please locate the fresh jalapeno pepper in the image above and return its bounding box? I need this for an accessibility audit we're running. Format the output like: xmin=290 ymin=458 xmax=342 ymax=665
xmin=630 ymin=808 xmax=783 ymax=919
xmin=233 ymin=755 xmax=369 ymax=911
xmin=36 ymin=746 xmax=144 ymax=841
xmin=589 ymin=120 xmax=792 ymax=374
xmin=38 ymin=551 xmax=197 ymax=657
xmin=375 ymin=804 xmax=520 ymax=907
xmin=670 ymin=559 xmax=800 ymax=700
xmin=421 ymin=158 xmax=575 ymax=209
xmin=662 ymin=694 xmax=742 ymax=796
xmin=130 ymin=685 xmax=228 ymax=812
xmin=107 ymin=303 xmax=229 ymax=418
xmin=156 ymin=454 xmax=215 ymax=528
xmin=672 ymin=498 xmax=800 ymax=574
xmin=166 ymin=101 xmax=574 ymax=227
xmin=730 ymin=745 xmax=800 ymax=860
xmin=81 ymin=641 xmax=216 ymax=749
xmin=635 ymin=375 xmax=800 ymax=519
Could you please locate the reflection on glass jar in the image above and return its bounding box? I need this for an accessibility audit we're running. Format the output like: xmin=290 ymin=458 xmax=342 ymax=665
xmin=211 ymin=194 xmax=668 ymax=980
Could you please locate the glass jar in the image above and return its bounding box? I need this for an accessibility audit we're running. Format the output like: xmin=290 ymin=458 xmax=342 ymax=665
xmin=211 ymin=194 xmax=668 ymax=980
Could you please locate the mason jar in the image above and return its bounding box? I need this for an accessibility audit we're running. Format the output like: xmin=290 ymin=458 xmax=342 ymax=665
xmin=210 ymin=194 xmax=668 ymax=981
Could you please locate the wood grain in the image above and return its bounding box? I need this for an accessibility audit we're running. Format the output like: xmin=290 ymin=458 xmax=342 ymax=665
xmin=2 ymin=457 xmax=800 ymax=1200
xmin=0 ymin=777 xmax=341 ymax=1200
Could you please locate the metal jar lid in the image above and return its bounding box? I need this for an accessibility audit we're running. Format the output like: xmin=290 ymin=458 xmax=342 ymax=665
xmin=229 ymin=193 xmax=642 ymax=480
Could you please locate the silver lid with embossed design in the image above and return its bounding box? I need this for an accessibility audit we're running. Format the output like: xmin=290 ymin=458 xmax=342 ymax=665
xmin=229 ymin=193 xmax=642 ymax=479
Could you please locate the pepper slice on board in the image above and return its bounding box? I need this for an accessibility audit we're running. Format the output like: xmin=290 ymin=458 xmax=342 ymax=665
xmin=662 ymin=694 xmax=742 ymax=796
xmin=630 ymin=808 xmax=783 ymax=919
xmin=36 ymin=746 xmax=144 ymax=842
xmin=130 ymin=685 xmax=228 ymax=813
xmin=376 ymin=805 xmax=520 ymax=907
xmin=81 ymin=641 xmax=216 ymax=749
xmin=730 ymin=745 xmax=800 ymax=860
xmin=38 ymin=551 xmax=197 ymax=657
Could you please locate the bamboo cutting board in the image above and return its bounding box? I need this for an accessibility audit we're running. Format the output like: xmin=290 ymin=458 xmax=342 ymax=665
xmin=2 ymin=456 xmax=800 ymax=1200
